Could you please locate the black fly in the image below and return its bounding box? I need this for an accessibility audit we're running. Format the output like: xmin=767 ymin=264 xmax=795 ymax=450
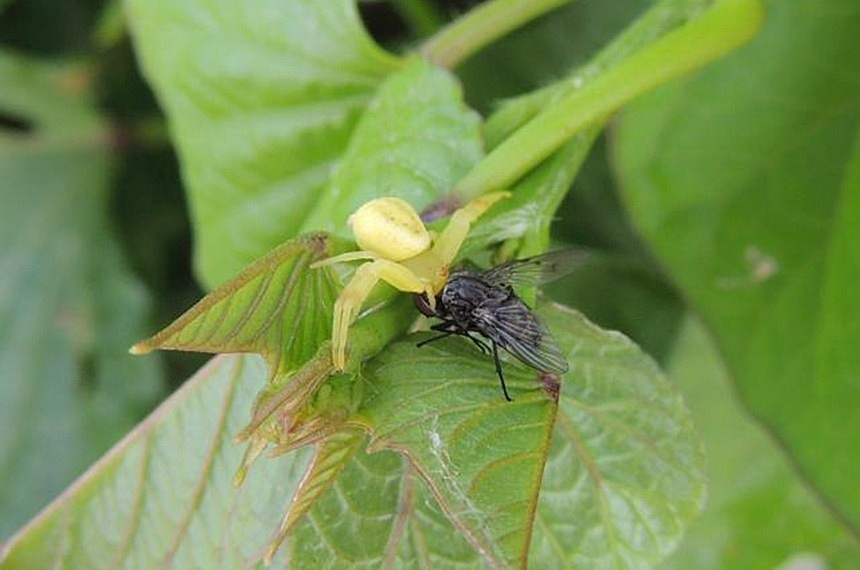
xmin=414 ymin=249 xmax=586 ymax=401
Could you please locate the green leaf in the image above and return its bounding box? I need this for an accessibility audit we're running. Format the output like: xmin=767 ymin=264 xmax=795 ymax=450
xmin=129 ymin=232 xmax=356 ymax=490
xmin=528 ymin=305 xmax=705 ymax=568
xmin=264 ymin=427 xmax=365 ymax=561
xmin=285 ymin=447 xmax=407 ymax=567
xmin=131 ymin=233 xmax=338 ymax=378
xmin=0 ymin=355 xmax=313 ymax=568
xmin=357 ymin=303 xmax=703 ymax=568
xmin=615 ymin=0 xmax=860 ymax=529
xmin=125 ymin=0 xmax=401 ymax=288
xmin=2 ymin=304 xmax=704 ymax=568
xmin=549 ymin=139 xmax=685 ymax=365
xmin=547 ymin=257 xmax=684 ymax=365
xmin=660 ymin=318 xmax=860 ymax=569
xmin=300 ymin=57 xmax=484 ymax=235
xmin=360 ymin=334 xmax=559 ymax=568
xmin=0 ymin=51 xmax=161 ymax=538
xmin=287 ymin=451 xmax=484 ymax=568
xmin=120 ymin=54 xmax=492 ymax=560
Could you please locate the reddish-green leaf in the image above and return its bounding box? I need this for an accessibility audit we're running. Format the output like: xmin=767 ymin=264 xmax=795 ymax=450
xmin=131 ymin=233 xmax=337 ymax=379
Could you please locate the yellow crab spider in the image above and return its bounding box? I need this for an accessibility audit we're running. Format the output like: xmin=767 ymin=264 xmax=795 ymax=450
xmin=312 ymin=191 xmax=510 ymax=371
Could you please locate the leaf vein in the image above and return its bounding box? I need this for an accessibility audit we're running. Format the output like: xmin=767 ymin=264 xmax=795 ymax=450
xmin=158 ymin=356 xmax=243 ymax=567
xmin=110 ymin=436 xmax=154 ymax=566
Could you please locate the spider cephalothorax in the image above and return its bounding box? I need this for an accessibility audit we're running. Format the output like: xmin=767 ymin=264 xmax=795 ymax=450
xmin=312 ymin=191 xmax=509 ymax=370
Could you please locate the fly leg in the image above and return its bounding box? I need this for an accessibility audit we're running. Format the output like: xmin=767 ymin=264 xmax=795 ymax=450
xmin=464 ymin=333 xmax=491 ymax=355
xmin=419 ymin=322 xmax=492 ymax=355
xmin=416 ymin=330 xmax=455 ymax=348
xmin=416 ymin=319 xmax=461 ymax=348
xmin=492 ymin=341 xmax=513 ymax=402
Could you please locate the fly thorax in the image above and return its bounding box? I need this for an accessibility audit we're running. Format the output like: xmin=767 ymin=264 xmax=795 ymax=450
xmin=440 ymin=274 xmax=486 ymax=325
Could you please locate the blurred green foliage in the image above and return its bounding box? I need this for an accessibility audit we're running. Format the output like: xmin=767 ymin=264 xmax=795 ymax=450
xmin=0 ymin=0 xmax=857 ymax=567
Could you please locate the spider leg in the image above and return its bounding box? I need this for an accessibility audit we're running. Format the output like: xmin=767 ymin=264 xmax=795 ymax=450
xmin=310 ymin=250 xmax=377 ymax=268
xmin=332 ymin=259 xmax=426 ymax=370
xmin=492 ymin=341 xmax=513 ymax=402
xmin=430 ymin=191 xmax=510 ymax=266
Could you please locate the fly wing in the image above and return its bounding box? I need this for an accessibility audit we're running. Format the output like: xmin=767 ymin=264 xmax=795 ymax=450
xmin=474 ymin=301 xmax=569 ymax=375
xmin=480 ymin=249 xmax=589 ymax=288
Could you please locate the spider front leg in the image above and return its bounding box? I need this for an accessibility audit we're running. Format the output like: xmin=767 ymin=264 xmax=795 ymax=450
xmin=331 ymin=259 xmax=430 ymax=370
xmin=431 ymin=191 xmax=510 ymax=265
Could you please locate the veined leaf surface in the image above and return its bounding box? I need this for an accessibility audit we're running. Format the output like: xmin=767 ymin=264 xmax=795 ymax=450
xmin=615 ymin=0 xmax=860 ymax=529
xmin=126 ymin=0 xmax=401 ymax=287
xmin=0 ymin=304 xmax=705 ymax=569
xmin=131 ymin=233 xmax=338 ymax=378
xmin=0 ymin=51 xmax=161 ymax=537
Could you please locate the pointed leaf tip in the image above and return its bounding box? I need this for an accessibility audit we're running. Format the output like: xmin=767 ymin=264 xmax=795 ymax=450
xmin=127 ymin=232 xmax=341 ymax=377
xmin=128 ymin=342 xmax=151 ymax=355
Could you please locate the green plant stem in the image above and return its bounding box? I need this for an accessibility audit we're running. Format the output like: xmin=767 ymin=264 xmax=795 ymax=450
xmin=421 ymin=0 xmax=574 ymax=69
xmin=93 ymin=0 xmax=126 ymax=49
xmin=454 ymin=0 xmax=764 ymax=200
xmin=392 ymin=0 xmax=447 ymax=37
